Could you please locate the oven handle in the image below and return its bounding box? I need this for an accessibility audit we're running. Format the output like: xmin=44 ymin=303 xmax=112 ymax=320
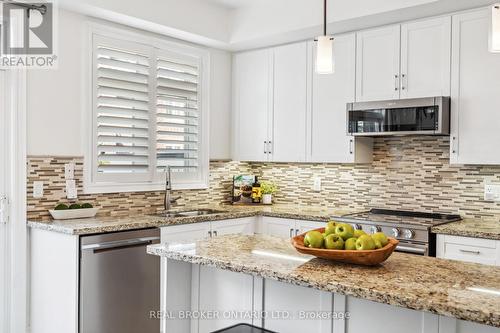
xmin=396 ymin=244 xmax=428 ymax=255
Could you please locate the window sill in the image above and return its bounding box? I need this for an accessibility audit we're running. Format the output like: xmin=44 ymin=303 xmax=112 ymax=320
xmin=83 ymin=181 xmax=209 ymax=194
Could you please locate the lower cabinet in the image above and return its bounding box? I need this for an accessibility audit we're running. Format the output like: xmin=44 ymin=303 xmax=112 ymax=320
xmin=260 ymin=216 xmax=326 ymax=238
xmin=436 ymin=234 xmax=500 ymax=266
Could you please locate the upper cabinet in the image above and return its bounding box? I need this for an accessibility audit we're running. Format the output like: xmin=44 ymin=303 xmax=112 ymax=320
xmin=450 ymin=9 xmax=500 ymax=165
xmin=272 ymin=42 xmax=308 ymax=162
xmin=308 ymin=35 xmax=372 ymax=163
xmin=356 ymin=25 xmax=401 ymax=102
xmin=232 ymin=48 xmax=272 ymax=162
xmin=400 ymin=16 xmax=451 ymax=99
xmin=356 ymin=17 xmax=451 ymax=102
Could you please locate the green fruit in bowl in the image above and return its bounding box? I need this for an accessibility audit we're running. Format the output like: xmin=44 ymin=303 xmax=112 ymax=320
xmin=373 ymin=239 xmax=383 ymax=249
xmin=355 ymin=235 xmax=376 ymax=251
xmin=54 ymin=203 xmax=69 ymax=210
xmin=69 ymin=203 xmax=81 ymax=210
xmin=81 ymin=203 xmax=93 ymax=209
xmin=324 ymin=234 xmax=344 ymax=250
xmin=335 ymin=223 xmax=354 ymax=240
xmin=345 ymin=237 xmax=358 ymax=250
xmin=353 ymin=229 xmax=367 ymax=238
xmin=324 ymin=221 xmax=337 ymax=236
xmin=304 ymin=231 xmax=324 ymax=249
xmin=372 ymin=232 xmax=389 ymax=247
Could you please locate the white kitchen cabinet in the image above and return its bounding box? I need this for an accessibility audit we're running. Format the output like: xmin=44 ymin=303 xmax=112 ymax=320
xmin=233 ymin=49 xmax=272 ymax=162
xmin=450 ymin=9 xmax=500 ymax=165
xmin=400 ymin=16 xmax=451 ymax=99
xmin=262 ymin=279 xmax=333 ymax=333
xmin=436 ymin=234 xmax=499 ymax=266
xmin=308 ymin=35 xmax=373 ymax=163
xmin=260 ymin=217 xmax=326 ymax=238
xmin=272 ymin=42 xmax=308 ymax=162
xmin=211 ymin=217 xmax=255 ymax=236
xmin=356 ymin=25 xmax=401 ymax=102
xmin=160 ymin=221 xmax=211 ymax=242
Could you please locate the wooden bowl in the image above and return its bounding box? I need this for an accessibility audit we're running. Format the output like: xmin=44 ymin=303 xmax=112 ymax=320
xmin=291 ymin=228 xmax=399 ymax=266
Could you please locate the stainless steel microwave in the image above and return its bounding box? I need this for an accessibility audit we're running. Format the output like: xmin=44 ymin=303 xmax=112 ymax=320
xmin=346 ymin=97 xmax=450 ymax=136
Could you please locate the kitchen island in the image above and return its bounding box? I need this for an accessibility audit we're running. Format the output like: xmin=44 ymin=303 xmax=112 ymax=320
xmin=147 ymin=234 xmax=500 ymax=333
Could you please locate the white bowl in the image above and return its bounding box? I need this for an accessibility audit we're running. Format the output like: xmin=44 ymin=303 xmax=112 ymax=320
xmin=49 ymin=208 xmax=99 ymax=220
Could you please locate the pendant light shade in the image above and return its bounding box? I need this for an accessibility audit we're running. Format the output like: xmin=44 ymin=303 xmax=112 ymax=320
xmin=490 ymin=3 xmax=500 ymax=53
xmin=316 ymin=36 xmax=334 ymax=74
xmin=315 ymin=0 xmax=334 ymax=74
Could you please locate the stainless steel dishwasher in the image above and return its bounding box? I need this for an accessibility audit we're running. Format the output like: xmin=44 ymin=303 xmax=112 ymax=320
xmin=79 ymin=228 xmax=160 ymax=333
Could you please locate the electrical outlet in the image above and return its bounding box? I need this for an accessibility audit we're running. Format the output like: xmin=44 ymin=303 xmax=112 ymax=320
xmin=313 ymin=177 xmax=322 ymax=192
xmin=65 ymin=163 xmax=75 ymax=180
xmin=66 ymin=180 xmax=77 ymax=199
xmin=33 ymin=181 xmax=44 ymax=198
xmin=484 ymin=184 xmax=500 ymax=201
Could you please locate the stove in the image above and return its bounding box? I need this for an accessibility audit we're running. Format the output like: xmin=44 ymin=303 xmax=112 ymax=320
xmin=332 ymin=209 xmax=462 ymax=256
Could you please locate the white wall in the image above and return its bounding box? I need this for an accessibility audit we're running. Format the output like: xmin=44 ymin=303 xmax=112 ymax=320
xmin=26 ymin=9 xmax=232 ymax=159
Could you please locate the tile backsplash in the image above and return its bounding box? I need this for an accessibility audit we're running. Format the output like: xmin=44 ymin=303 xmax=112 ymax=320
xmin=27 ymin=136 xmax=500 ymax=220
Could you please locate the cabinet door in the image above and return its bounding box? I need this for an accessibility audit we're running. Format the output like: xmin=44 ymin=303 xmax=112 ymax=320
xmin=160 ymin=222 xmax=211 ymax=243
xmin=263 ymin=279 xmax=333 ymax=333
xmin=296 ymin=220 xmax=327 ymax=235
xmin=260 ymin=217 xmax=296 ymax=238
xmin=356 ymin=25 xmax=401 ymax=102
xmin=450 ymin=9 xmax=500 ymax=165
xmin=400 ymin=16 xmax=451 ymax=99
xmin=197 ymin=266 xmax=254 ymax=333
xmin=271 ymin=42 xmax=308 ymax=162
xmin=436 ymin=235 xmax=498 ymax=266
xmin=211 ymin=218 xmax=255 ymax=236
xmin=233 ymin=49 xmax=272 ymax=162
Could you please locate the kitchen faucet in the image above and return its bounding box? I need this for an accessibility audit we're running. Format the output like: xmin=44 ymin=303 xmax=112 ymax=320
xmin=164 ymin=165 xmax=181 ymax=211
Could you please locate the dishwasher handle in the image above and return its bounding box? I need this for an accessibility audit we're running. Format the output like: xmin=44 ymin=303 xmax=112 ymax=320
xmin=81 ymin=236 xmax=160 ymax=253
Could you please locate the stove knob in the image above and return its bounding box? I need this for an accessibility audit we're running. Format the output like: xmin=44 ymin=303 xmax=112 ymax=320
xmin=369 ymin=226 xmax=381 ymax=234
xmin=402 ymin=229 xmax=415 ymax=239
xmin=352 ymin=224 xmax=363 ymax=230
xmin=390 ymin=228 xmax=400 ymax=238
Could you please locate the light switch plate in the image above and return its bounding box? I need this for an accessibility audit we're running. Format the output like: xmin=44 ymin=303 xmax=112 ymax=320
xmin=484 ymin=184 xmax=500 ymax=201
xmin=313 ymin=177 xmax=322 ymax=192
xmin=33 ymin=181 xmax=44 ymax=198
xmin=66 ymin=180 xmax=77 ymax=199
xmin=65 ymin=163 xmax=75 ymax=180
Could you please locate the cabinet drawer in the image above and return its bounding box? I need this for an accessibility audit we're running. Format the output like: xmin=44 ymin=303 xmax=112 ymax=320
xmin=441 ymin=235 xmax=497 ymax=266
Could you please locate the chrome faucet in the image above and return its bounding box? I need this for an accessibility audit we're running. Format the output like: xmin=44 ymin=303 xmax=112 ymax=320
xmin=164 ymin=166 xmax=181 ymax=211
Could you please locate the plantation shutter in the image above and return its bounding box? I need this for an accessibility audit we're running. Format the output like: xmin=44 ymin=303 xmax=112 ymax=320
xmin=156 ymin=55 xmax=200 ymax=173
xmin=95 ymin=40 xmax=151 ymax=174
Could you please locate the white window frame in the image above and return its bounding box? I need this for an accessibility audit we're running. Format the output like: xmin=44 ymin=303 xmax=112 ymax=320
xmin=84 ymin=23 xmax=210 ymax=194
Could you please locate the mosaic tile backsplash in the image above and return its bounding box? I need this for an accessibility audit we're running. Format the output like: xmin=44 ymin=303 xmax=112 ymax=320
xmin=28 ymin=137 xmax=500 ymax=220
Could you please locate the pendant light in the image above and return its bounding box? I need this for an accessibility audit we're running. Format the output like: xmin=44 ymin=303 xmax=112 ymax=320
xmin=315 ymin=0 xmax=334 ymax=74
xmin=490 ymin=3 xmax=500 ymax=53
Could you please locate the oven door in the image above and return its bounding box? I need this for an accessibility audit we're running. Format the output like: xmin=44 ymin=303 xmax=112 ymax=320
xmin=395 ymin=242 xmax=429 ymax=256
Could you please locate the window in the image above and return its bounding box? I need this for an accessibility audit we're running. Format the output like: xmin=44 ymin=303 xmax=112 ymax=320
xmin=86 ymin=29 xmax=209 ymax=193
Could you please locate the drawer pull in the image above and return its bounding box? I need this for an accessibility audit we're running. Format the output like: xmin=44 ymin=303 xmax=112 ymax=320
xmin=459 ymin=249 xmax=480 ymax=255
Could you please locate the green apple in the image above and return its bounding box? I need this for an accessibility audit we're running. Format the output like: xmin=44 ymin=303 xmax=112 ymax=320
xmin=304 ymin=231 xmax=324 ymax=249
xmin=355 ymin=235 xmax=376 ymax=251
xmin=335 ymin=223 xmax=354 ymax=240
xmin=371 ymin=232 xmax=389 ymax=247
xmin=345 ymin=237 xmax=358 ymax=250
xmin=353 ymin=229 xmax=367 ymax=238
xmin=324 ymin=234 xmax=344 ymax=250
xmin=373 ymin=239 xmax=383 ymax=249
xmin=324 ymin=221 xmax=337 ymax=236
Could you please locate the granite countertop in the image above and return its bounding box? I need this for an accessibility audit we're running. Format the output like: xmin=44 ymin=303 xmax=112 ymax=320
xmin=147 ymin=234 xmax=500 ymax=328
xmin=27 ymin=204 xmax=354 ymax=235
xmin=432 ymin=218 xmax=500 ymax=241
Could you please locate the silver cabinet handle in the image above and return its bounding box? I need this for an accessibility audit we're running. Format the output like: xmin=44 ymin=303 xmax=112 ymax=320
xmin=349 ymin=139 xmax=354 ymax=154
xmin=213 ymin=230 xmax=218 ymax=237
xmin=295 ymin=229 xmax=300 ymax=236
xmin=208 ymin=231 xmax=212 ymax=237
xmin=401 ymin=74 xmax=406 ymax=90
xmin=394 ymin=74 xmax=399 ymax=91
xmin=459 ymin=249 xmax=480 ymax=255
xmin=452 ymin=136 xmax=457 ymax=154
xmin=268 ymin=141 xmax=273 ymax=155
xmin=264 ymin=141 xmax=268 ymax=154
xmin=289 ymin=228 xmax=294 ymax=238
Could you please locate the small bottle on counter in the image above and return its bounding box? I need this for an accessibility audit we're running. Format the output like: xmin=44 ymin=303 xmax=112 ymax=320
xmin=251 ymin=176 xmax=262 ymax=204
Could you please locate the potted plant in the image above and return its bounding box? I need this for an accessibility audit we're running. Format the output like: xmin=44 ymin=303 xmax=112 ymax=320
xmin=261 ymin=181 xmax=277 ymax=205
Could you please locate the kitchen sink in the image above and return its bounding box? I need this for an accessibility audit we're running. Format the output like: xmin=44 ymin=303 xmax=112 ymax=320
xmin=153 ymin=208 xmax=226 ymax=218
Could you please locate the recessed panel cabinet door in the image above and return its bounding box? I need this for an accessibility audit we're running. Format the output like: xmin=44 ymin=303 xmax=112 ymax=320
xmin=271 ymin=42 xmax=308 ymax=162
xmin=233 ymin=49 xmax=272 ymax=162
xmin=356 ymin=25 xmax=401 ymax=102
xmin=400 ymin=16 xmax=451 ymax=99
xmin=450 ymin=9 xmax=500 ymax=165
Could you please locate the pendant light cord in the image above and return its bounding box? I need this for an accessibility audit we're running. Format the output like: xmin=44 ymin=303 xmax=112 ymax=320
xmin=323 ymin=0 xmax=327 ymax=36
